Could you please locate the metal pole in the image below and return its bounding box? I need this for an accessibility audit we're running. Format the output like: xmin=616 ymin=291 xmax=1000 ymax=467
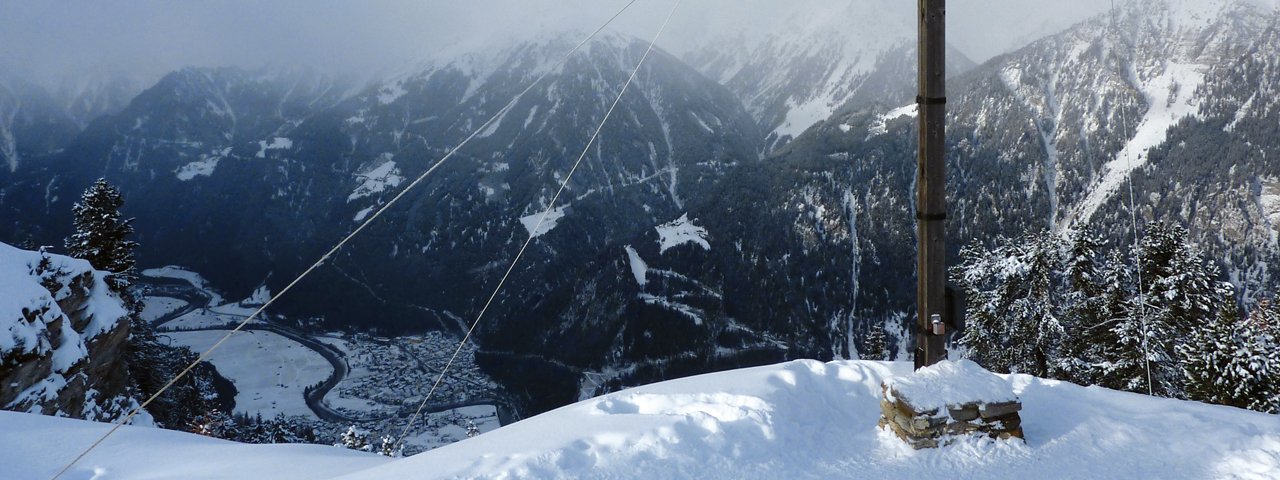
xmin=915 ymin=0 xmax=948 ymax=369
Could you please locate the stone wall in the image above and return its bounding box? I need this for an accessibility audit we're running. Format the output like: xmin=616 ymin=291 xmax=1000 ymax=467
xmin=877 ymin=360 xmax=1025 ymax=449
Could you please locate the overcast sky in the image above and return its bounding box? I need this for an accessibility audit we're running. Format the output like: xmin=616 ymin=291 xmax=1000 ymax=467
xmin=0 ymin=0 xmax=1134 ymax=87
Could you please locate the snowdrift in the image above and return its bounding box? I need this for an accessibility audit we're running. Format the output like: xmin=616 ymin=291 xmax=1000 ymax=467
xmin=6 ymin=360 xmax=1278 ymax=479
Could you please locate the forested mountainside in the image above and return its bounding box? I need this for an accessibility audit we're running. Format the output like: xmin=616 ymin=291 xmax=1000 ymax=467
xmin=1 ymin=0 xmax=1277 ymax=415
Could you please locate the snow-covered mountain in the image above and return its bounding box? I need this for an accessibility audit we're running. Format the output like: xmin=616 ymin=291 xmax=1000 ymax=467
xmin=53 ymin=66 xmax=151 ymax=129
xmin=731 ymin=0 xmax=1280 ymax=359
xmin=678 ymin=0 xmax=975 ymax=150
xmin=5 ymin=0 xmax=1280 ymax=420
xmin=8 ymin=359 xmax=1279 ymax=479
xmin=0 ymin=31 xmax=769 ymax=414
xmin=0 ymin=74 xmax=80 ymax=176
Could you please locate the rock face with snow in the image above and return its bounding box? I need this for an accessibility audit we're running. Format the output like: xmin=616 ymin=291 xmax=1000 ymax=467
xmin=0 ymin=242 xmax=134 ymax=420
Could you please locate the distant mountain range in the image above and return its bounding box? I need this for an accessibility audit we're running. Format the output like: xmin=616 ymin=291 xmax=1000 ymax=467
xmin=1 ymin=0 xmax=1277 ymax=415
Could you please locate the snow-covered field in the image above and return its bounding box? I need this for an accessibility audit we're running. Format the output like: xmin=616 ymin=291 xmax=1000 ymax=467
xmin=163 ymin=330 xmax=332 ymax=420
xmin=9 ymin=359 xmax=1278 ymax=480
xmin=138 ymin=296 xmax=186 ymax=323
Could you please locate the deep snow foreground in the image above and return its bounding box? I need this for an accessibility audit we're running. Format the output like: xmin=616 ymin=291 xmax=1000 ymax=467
xmin=6 ymin=360 xmax=1279 ymax=479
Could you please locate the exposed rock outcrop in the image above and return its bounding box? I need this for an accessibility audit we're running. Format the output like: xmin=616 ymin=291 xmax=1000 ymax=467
xmin=0 ymin=242 xmax=136 ymax=420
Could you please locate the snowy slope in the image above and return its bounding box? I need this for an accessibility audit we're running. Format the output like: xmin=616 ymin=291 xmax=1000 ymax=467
xmin=0 ymin=410 xmax=389 ymax=480
xmin=11 ymin=360 xmax=1279 ymax=480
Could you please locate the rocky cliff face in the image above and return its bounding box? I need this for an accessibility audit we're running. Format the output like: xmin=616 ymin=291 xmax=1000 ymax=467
xmin=0 ymin=242 xmax=135 ymax=420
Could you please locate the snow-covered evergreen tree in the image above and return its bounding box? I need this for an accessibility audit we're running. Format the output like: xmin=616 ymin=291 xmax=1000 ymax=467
xmin=378 ymin=436 xmax=402 ymax=457
xmin=1182 ymin=299 xmax=1280 ymax=413
xmin=954 ymin=232 xmax=1065 ymax=377
xmin=859 ymin=321 xmax=888 ymax=361
xmin=953 ymin=223 xmax=1250 ymax=402
xmin=339 ymin=425 xmax=372 ymax=452
xmin=1124 ymin=222 xmax=1233 ymax=397
xmin=65 ymin=178 xmax=138 ymax=299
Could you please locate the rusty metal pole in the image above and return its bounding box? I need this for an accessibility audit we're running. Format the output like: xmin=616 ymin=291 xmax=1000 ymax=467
xmin=915 ymin=0 xmax=948 ymax=369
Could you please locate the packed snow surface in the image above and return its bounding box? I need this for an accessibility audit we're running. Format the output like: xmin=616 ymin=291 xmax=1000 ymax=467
xmin=884 ymin=359 xmax=1017 ymax=411
xmin=655 ymin=213 xmax=710 ymax=253
xmin=1 ymin=411 xmax=387 ymax=480
xmin=164 ymin=329 xmax=332 ymax=420
xmin=7 ymin=360 xmax=1280 ymax=479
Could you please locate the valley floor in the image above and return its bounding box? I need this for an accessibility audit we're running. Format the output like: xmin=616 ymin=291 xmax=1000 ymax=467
xmin=5 ymin=360 xmax=1278 ymax=479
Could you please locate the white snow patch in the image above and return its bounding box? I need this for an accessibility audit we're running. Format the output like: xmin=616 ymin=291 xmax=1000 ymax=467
xmin=1064 ymin=63 xmax=1206 ymax=231
xmin=347 ymin=156 xmax=405 ymax=202
xmin=624 ymin=245 xmax=648 ymax=287
xmin=775 ymin=95 xmax=837 ymax=139
xmin=139 ymin=297 xmax=187 ymax=323
xmin=164 ymin=329 xmax=331 ymax=420
xmin=353 ymin=206 xmax=375 ymax=223
xmin=866 ymin=103 xmax=918 ymax=139
xmin=255 ymin=137 xmax=293 ymax=158
xmin=377 ymin=80 xmax=407 ymax=105
xmin=655 ymin=213 xmax=710 ymax=254
xmin=174 ymin=148 xmax=231 ymax=181
xmin=520 ymin=205 xmax=568 ymax=238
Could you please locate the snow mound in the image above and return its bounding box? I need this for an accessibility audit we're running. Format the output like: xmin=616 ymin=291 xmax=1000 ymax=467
xmin=9 ymin=360 xmax=1280 ymax=479
xmin=655 ymin=213 xmax=710 ymax=254
xmin=884 ymin=359 xmax=1017 ymax=411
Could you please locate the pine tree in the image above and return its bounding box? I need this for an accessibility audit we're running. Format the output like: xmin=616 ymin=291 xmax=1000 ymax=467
xmin=1129 ymin=222 xmax=1229 ymax=397
xmin=1183 ymin=299 xmax=1280 ymax=413
xmin=860 ymin=321 xmax=888 ymax=361
xmin=339 ymin=425 xmax=371 ymax=451
xmin=953 ymin=232 xmax=1065 ymax=377
xmin=1057 ymin=232 xmax=1107 ymax=381
xmin=66 ymin=178 xmax=138 ymax=300
xmin=378 ymin=436 xmax=402 ymax=457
